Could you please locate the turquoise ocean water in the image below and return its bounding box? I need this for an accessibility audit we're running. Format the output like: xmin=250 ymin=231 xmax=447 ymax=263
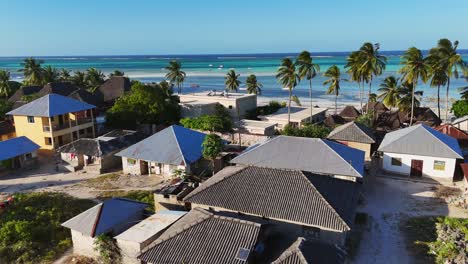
xmin=0 ymin=51 xmax=467 ymax=105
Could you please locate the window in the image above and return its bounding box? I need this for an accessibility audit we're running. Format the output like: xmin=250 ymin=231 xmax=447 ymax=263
xmin=50 ymin=116 xmax=54 ymax=122
xmin=228 ymin=105 xmax=233 ymax=109
xmin=127 ymin=158 xmax=136 ymax=165
xmin=24 ymin=153 xmax=33 ymax=159
xmin=27 ymin=116 xmax=35 ymax=123
xmin=86 ymin=127 xmax=93 ymax=134
xmin=391 ymin=157 xmax=402 ymax=166
xmin=72 ymin=131 xmax=78 ymax=139
xmin=45 ymin=137 xmax=52 ymax=145
xmin=64 ymin=114 xmax=69 ymax=121
xmin=434 ymin=160 xmax=446 ymax=171
xmin=79 ymin=129 xmax=85 ymax=135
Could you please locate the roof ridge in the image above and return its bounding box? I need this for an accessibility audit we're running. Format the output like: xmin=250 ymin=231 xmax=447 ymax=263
xmin=171 ymin=125 xmax=189 ymax=166
xmin=321 ymin=139 xmax=362 ymax=178
xmin=379 ymin=124 xmax=419 ymax=150
xmin=352 ymin=122 xmax=376 ymax=142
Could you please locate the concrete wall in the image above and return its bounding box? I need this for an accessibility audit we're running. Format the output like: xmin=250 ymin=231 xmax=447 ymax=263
xmin=116 ymin=240 xmax=142 ymax=264
xmin=71 ymin=230 xmax=99 ymax=258
xmin=122 ymin=157 xmax=187 ymax=177
xmin=122 ymin=157 xmax=144 ymax=175
xmin=382 ymin=152 xmax=457 ymax=179
xmin=13 ymin=115 xmax=53 ymax=150
xmin=180 ymin=103 xmax=217 ymax=118
xmin=453 ymin=120 xmax=468 ymax=133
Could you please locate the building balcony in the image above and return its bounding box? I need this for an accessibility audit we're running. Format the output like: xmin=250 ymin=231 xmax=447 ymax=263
xmin=43 ymin=123 xmax=71 ymax=132
xmin=76 ymin=118 xmax=93 ymax=125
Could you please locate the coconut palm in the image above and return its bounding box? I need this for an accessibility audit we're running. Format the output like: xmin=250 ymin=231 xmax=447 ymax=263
xmin=71 ymin=71 xmax=87 ymax=88
xmin=0 ymin=70 xmax=11 ymax=98
xmin=85 ymin=68 xmax=105 ymax=93
xmin=296 ymin=50 xmax=320 ymax=123
xmin=165 ymin=60 xmax=186 ymax=94
xmin=345 ymin=50 xmax=367 ymax=109
xmin=358 ymin=43 xmax=387 ymax=112
xmin=323 ymin=65 xmax=347 ymax=114
xmin=59 ymin=68 xmax=71 ymax=81
xmin=433 ymin=39 xmax=467 ymax=121
xmin=427 ymin=49 xmax=448 ymax=118
xmin=245 ymin=74 xmax=262 ymax=95
xmin=225 ymin=69 xmax=241 ymax=94
xmin=397 ymin=82 xmax=424 ymax=112
xmin=276 ymin=58 xmax=300 ymax=124
xmin=378 ymin=76 xmax=401 ymax=108
xmin=399 ymin=47 xmax=430 ymax=125
xmin=43 ymin=65 xmax=59 ymax=83
xmin=109 ymin=70 xmax=125 ymax=77
xmin=20 ymin=57 xmax=44 ymax=86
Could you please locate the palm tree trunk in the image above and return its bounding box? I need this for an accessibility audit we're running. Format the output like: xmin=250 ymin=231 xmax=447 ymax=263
xmin=367 ymin=77 xmax=372 ymax=114
xmin=288 ymin=88 xmax=292 ymax=124
xmin=437 ymin=85 xmax=441 ymax=119
xmin=335 ymin=91 xmax=338 ymax=114
xmin=445 ymin=78 xmax=450 ymax=122
xmin=212 ymin=160 xmax=215 ymax=176
xmin=410 ymin=80 xmax=416 ymax=126
xmin=309 ymin=79 xmax=313 ymax=123
xmin=358 ymin=81 xmax=363 ymax=111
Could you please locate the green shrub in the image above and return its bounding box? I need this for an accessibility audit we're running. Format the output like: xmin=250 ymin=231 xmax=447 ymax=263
xmin=180 ymin=104 xmax=232 ymax=132
xmin=94 ymin=234 xmax=121 ymax=264
xmin=451 ymin=100 xmax=468 ymax=118
xmin=281 ymin=123 xmax=331 ymax=138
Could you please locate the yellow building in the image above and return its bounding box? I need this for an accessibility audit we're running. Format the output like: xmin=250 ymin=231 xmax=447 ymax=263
xmin=0 ymin=121 xmax=16 ymax=141
xmin=7 ymin=93 xmax=96 ymax=151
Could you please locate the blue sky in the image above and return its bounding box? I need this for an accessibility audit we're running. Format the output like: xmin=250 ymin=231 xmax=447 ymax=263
xmin=1 ymin=0 xmax=467 ymax=56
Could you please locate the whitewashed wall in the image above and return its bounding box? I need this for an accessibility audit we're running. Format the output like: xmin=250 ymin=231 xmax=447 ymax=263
xmin=382 ymin=152 xmax=456 ymax=179
xmin=122 ymin=157 xmax=142 ymax=175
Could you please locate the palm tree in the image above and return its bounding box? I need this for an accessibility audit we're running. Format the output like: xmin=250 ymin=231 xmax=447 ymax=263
xmin=345 ymin=51 xmax=366 ymax=109
xmin=71 ymin=71 xmax=87 ymax=88
xmin=359 ymin=43 xmax=387 ymax=113
xmin=109 ymin=70 xmax=125 ymax=77
xmin=43 ymin=65 xmax=59 ymax=83
xmin=434 ymin=39 xmax=467 ymax=121
xmin=427 ymin=49 xmax=448 ymax=119
xmin=378 ymin=76 xmax=401 ymax=108
xmin=296 ymin=51 xmax=320 ymax=123
xmin=399 ymin=47 xmax=430 ymax=125
xmin=20 ymin=57 xmax=44 ymax=86
xmin=0 ymin=70 xmax=11 ymax=98
xmin=323 ymin=65 xmax=347 ymax=114
xmin=165 ymin=60 xmax=186 ymax=94
xmin=59 ymin=68 xmax=71 ymax=81
xmin=397 ymin=82 xmax=424 ymax=112
xmin=245 ymin=74 xmax=262 ymax=95
xmin=85 ymin=68 xmax=105 ymax=92
xmin=276 ymin=58 xmax=300 ymax=124
xmin=225 ymin=69 xmax=241 ymax=94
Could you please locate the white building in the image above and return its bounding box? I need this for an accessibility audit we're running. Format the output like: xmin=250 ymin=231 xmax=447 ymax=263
xmin=452 ymin=115 xmax=468 ymax=133
xmin=378 ymin=124 xmax=463 ymax=180
xmin=179 ymin=91 xmax=257 ymax=119
xmin=259 ymin=106 xmax=327 ymax=129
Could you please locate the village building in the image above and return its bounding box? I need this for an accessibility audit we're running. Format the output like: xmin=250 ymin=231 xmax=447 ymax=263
xmin=362 ymin=102 xmax=388 ymax=114
xmin=98 ymin=76 xmax=132 ymax=104
xmin=179 ymin=91 xmax=257 ymax=119
xmin=0 ymin=136 xmax=40 ymax=171
xmin=236 ymin=119 xmax=277 ymax=136
xmin=339 ymin=105 xmax=360 ymax=121
xmin=7 ymin=94 xmax=96 ymax=151
xmin=115 ymin=210 xmax=187 ymax=264
xmin=378 ymin=124 xmax=463 ymax=180
xmin=7 ymin=85 xmax=42 ymax=106
xmin=324 ymin=114 xmax=347 ymax=129
xmin=116 ymin=125 xmax=209 ymax=177
xmin=412 ymin=107 xmax=442 ymax=127
xmin=153 ymin=179 xmax=196 ymax=212
xmin=259 ymin=107 xmax=327 ymax=129
xmin=61 ymin=198 xmax=149 ymax=259
xmin=0 ymin=120 xmax=15 ymax=141
xmin=327 ymin=121 xmax=376 ymax=160
xmin=230 ymin=136 xmax=365 ymax=181
xmin=57 ymin=130 xmax=142 ymax=173
xmin=435 ymin=124 xmax=468 ymax=149
xmin=452 ymin=115 xmax=468 ymax=133
xmin=184 ymin=166 xmax=360 ymax=246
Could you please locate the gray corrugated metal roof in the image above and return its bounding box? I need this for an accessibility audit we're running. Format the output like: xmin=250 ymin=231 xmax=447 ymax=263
xmin=138 ymin=208 xmax=262 ymax=264
xmin=378 ymin=124 xmax=463 ymax=159
xmin=327 ymin=121 xmax=376 ymax=144
xmin=230 ymin=136 xmax=365 ymax=178
xmin=184 ymin=166 xmax=360 ymax=231
xmin=272 ymin=237 xmax=346 ymax=264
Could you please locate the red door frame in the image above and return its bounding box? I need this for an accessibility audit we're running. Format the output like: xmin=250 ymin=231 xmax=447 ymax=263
xmin=410 ymin=159 xmax=423 ymax=177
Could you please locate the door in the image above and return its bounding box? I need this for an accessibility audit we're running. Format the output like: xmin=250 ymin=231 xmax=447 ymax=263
xmin=140 ymin=160 xmax=149 ymax=175
xmin=410 ymin=159 xmax=423 ymax=177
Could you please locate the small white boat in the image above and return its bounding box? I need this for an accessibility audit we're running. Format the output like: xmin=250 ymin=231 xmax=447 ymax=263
xmin=282 ymin=87 xmax=291 ymax=90
xmin=209 ymin=64 xmax=213 ymax=67
xmin=219 ymin=65 xmax=224 ymax=68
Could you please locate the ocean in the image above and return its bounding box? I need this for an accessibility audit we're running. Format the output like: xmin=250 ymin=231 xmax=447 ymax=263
xmin=1 ymin=51 xmax=467 ymax=106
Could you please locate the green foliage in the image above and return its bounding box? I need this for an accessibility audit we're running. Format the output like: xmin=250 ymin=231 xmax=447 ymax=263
xmin=451 ymin=99 xmax=468 ymax=118
xmin=21 ymin=93 xmax=41 ymax=103
xmin=281 ymin=123 xmax=331 ymax=138
xmin=0 ymin=192 xmax=95 ymax=263
xmin=0 ymin=99 xmax=13 ymax=119
xmin=355 ymin=113 xmax=373 ymax=128
xmin=180 ymin=104 xmax=232 ymax=132
xmin=94 ymin=234 xmax=121 ymax=264
xmin=245 ymin=100 xmax=285 ymax=120
xmin=401 ymin=216 xmax=438 ymax=263
xmin=106 ymin=81 xmax=180 ymax=129
xmin=202 ymin=134 xmax=224 ymax=166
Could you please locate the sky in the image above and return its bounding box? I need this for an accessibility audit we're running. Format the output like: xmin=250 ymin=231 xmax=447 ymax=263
xmin=1 ymin=0 xmax=467 ymax=56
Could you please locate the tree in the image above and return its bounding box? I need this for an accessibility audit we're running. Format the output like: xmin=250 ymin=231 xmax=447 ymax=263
xmin=296 ymin=50 xmax=320 ymax=123
xmin=59 ymin=68 xmax=71 ymax=81
xmin=427 ymin=49 xmax=448 ymax=118
xmin=397 ymin=82 xmax=424 ymax=112
xmin=451 ymin=100 xmax=468 ymax=118
xmin=0 ymin=99 xmax=13 ymax=119
xmin=433 ymin=39 xmax=467 ymax=121
xmin=165 ymin=60 xmax=186 ymax=94
xmin=399 ymin=47 xmax=430 ymax=125
xmin=225 ymin=69 xmax=241 ymax=94
xmin=106 ymin=81 xmax=180 ymax=129
xmin=202 ymin=134 xmax=224 ymax=175
xmin=281 ymin=123 xmax=331 ymax=138
xmin=323 ymin=65 xmax=347 ymax=114
xmin=180 ymin=104 xmax=232 ymax=133
xmin=20 ymin=57 xmax=44 ymax=86
xmin=358 ymin=43 xmax=387 ymax=112
xmin=276 ymin=58 xmax=300 ymax=124
xmin=109 ymin=70 xmax=125 ymax=77
xmin=0 ymin=70 xmax=11 ymax=98
xmin=378 ymin=76 xmax=401 ymax=108
xmin=345 ymin=51 xmax=367 ymax=110
xmin=245 ymin=74 xmax=262 ymax=95
xmin=42 ymin=65 xmax=59 ymax=83
xmin=85 ymin=68 xmax=106 ymax=92
xmin=71 ymin=70 xmax=87 ymax=88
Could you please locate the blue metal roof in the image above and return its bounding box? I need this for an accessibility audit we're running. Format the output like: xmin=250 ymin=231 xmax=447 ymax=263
xmin=7 ymin=93 xmax=95 ymax=117
xmin=424 ymin=124 xmax=463 ymax=158
xmin=0 ymin=136 xmax=40 ymax=161
xmin=323 ymin=139 xmax=365 ymax=177
xmin=172 ymin=125 xmax=209 ymax=164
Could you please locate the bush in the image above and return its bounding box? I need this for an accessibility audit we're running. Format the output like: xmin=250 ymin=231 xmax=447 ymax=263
xmin=0 ymin=99 xmax=12 ymax=120
xmin=281 ymin=123 xmax=331 ymax=138
xmin=355 ymin=113 xmax=373 ymax=128
xmin=180 ymin=104 xmax=232 ymax=132
xmin=94 ymin=234 xmax=121 ymax=264
xmin=0 ymin=192 xmax=95 ymax=263
xmin=451 ymin=100 xmax=468 ymax=118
